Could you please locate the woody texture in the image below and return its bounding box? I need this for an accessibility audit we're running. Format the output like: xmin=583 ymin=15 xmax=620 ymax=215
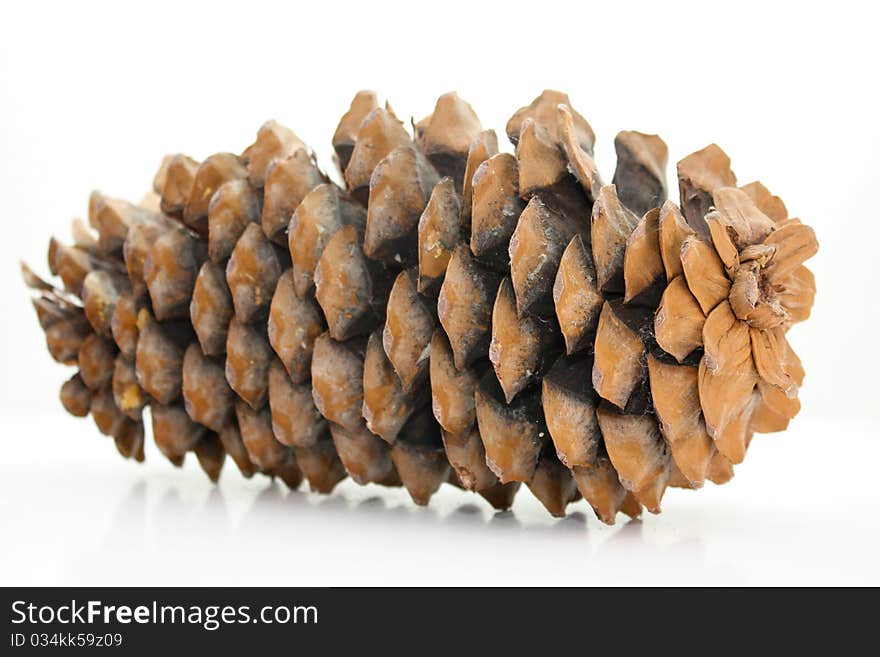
xmin=22 ymin=90 xmax=818 ymax=524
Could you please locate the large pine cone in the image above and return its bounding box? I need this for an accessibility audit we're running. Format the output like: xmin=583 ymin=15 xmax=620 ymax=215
xmin=22 ymin=90 xmax=817 ymax=524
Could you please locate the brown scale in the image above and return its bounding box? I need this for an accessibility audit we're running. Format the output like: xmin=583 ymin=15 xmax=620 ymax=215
xmin=440 ymin=426 xmax=498 ymax=492
xmin=25 ymin=285 xmax=83 ymax=342
xmin=514 ymin=117 xmax=569 ymax=198
xmin=343 ymin=106 xmax=412 ymax=205
xmin=552 ymin=234 xmax=603 ymax=355
xmin=144 ymin=224 xmax=207 ymax=321
xmin=89 ymin=192 xmax=161 ymax=256
xmin=388 ymin=405 xmax=448 ymax=505
xmin=572 ymin=460 xmax=642 ymax=525
xmin=288 ymin=184 xmax=365 ymax=299
xmin=123 ymin=214 xmax=178 ymax=298
xmin=27 ymin=289 xmax=78 ymax=330
xmin=193 ymin=433 xmax=226 ymax=483
xmin=509 ymin=196 xmax=590 ymax=318
xmin=328 ymin=420 xmax=397 ymax=486
xmin=646 ymin=354 xmax=717 ymax=487
xmin=658 ymin=201 xmax=692 ymax=279
xmin=207 ymin=178 xmax=261 ymax=264
xmin=622 ymin=207 xmax=665 ymax=307
xmin=414 ymin=92 xmax=482 ymax=190
xmin=490 ymin=277 xmax=559 ymax=403
xmin=226 ymin=222 xmax=288 ymax=324
xmin=294 ymin=440 xmax=347 ymax=494
xmin=437 ymin=244 xmax=501 ymax=371
xmin=428 ymin=330 xmax=487 ymax=436
xmin=590 ymin=184 xmax=641 ymax=295
xmin=21 ymin=261 xmax=63 ymax=296
xmin=44 ymin=313 xmax=92 ymax=365
xmin=225 ymin=318 xmax=273 ymax=410
xmin=29 ymin=292 xmax=75 ymax=330
xmin=110 ymin=292 xmax=145 ymax=360
xmin=182 ymin=343 xmax=234 ymax=432
xmin=740 ymin=181 xmax=788 ymax=223
xmin=363 ymin=145 xmax=439 ymax=266
xmin=112 ymin=354 xmax=146 ymax=420
xmin=477 ymin=481 xmax=522 ymax=512
xmin=112 ymin=418 xmax=145 ymax=462
xmin=459 ymin=130 xmax=499 ymax=234
xmin=557 ymin=105 xmax=601 ymax=197
xmin=81 ymin=270 xmax=130 ymax=337
xmin=77 ymin=333 xmax=117 ymax=390
xmin=190 ymin=260 xmax=234 ymax=357
xmin=680 ymin=235 xmax=731 ymax=315
xmin=390 ymin=440 xmax=450 ymax=506
xmin=527 ymin=453 xmax=581 ymax=518
xmin=332 ymin=91 xmax=379 ymax=173
xmin=310 ymin=333 xmax=368 ymax=432
xmin=416 ymin=177 xmax=460 ymax=296
xmin=507 ymin=90 xmax=595 ymax=156
xmin=245 ymin=120 xmax=306 ymax=189
xmin=135 ymin=312 xmax=187 ymax=405
xmin=156 ymin=154 xmax=199 ymax=218
xmin=234 ymin=400 xmax=300 ymax=482
xmin=140 ymin=191 xmax=162 ymax=214
xmin=272 ymin=462 xmax=307 ymax=491
xmin=612 ymin=131 xmax=669 ymax=219
xmin=676 ymin=144 xmax=737 ymax=239
xmin=654 ymin=274 xmax=704 ymax=364
xmin=596 ymin=403 xmax=672 ymax=514
xmin=60 ymin=373 xmax=92 ymax=417
xmin=267 ymin=270 xmax=325 ymax=384
xmin=268 ymin=358 xmax=327 ymax=448
xmin=314 ymin=224 xmax=393 ymax=341
xmin=383 ymin=268 xmax=435 ymax=392
xmin=541 ymin=351 xmax=601 ymax=469
xmin=508 ymin=94 xmax=594 ymax=224
xmin=151 ymin=402 xmax=206 ymax=466
xmin=46 ymin=239 xmax=62 ymax=275
xmin=218 ymin=423 xmax=258 ymax=479
xmin=183 ymin=153 xmax=248 ymax=237
xmin=260 ymin=149 xmax=326 ymax=245
xmin=51 ymin=239 xmax=124 ymax=297
xmin=591 ymin=299 xmax=653 ymax=412
xmin=70 ymin=218 xmax=99 ymax=252
xmin=469 ymin=153 xmax=524 ymax=270
xmin=698 ymin=304 xmax=757 ymax=464
xmin=90 ymin=384 xmax=129 ymax=438
xmin=362 ymin=330 xmax=422 ymax=444
xmin=474 ymin=371 xmax=547 ymax=484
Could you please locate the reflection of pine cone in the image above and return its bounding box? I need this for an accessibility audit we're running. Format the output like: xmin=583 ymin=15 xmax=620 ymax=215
xmin=23 ymin=90 xmax=817 ymax=524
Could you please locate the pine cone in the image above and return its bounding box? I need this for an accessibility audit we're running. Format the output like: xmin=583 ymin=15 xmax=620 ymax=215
xmin=22 ymin=90 xmax=817 ymax=524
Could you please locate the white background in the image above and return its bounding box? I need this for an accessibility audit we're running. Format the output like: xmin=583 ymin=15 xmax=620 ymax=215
xmin=1 ymin=0 xmax=878 ymax=586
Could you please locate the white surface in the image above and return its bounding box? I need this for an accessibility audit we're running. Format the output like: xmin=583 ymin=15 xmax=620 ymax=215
xmin=1 ymin=0 xmax=879 ymax=586
xmin=2 ymin=413 xmax=878 ymax=586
